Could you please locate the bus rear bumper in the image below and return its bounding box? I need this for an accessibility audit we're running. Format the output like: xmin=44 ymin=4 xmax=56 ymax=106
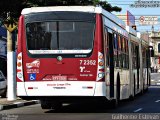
xmin=18 ymin=96 xmax=109 ymax=103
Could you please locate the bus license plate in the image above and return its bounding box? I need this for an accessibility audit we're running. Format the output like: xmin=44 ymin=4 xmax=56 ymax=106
xmin=52 ymin=76 xmax=67 ymax=81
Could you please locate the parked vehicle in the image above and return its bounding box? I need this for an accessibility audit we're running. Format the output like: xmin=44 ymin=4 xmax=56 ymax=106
xmin=0 ymin=70 xmax=7 ymax=98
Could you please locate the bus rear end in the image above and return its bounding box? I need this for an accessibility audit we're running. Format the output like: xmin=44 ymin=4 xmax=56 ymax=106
xmin=17 ymin=7 xmax=105 ymax=109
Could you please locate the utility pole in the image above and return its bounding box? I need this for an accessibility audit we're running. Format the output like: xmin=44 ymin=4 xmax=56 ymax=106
xmin=5 ymin=12 xmax=16 ymax=101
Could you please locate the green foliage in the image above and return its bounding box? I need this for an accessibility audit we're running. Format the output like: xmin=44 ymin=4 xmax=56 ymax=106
xmin=93 ymin=0 xmax=99 ymax=6
xmin=0 ymin=0 xmax=121 ymax=22
xmin=98 ymin=1 xmax=122 ymax=12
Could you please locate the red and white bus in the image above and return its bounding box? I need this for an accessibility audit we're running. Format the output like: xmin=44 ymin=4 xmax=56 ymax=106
xmin=16 ymin=6 xmax=151 ymax=109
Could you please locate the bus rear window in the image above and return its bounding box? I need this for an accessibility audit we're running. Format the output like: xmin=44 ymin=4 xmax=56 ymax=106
xmin=26 ymin=21 xmax=95 ymax=54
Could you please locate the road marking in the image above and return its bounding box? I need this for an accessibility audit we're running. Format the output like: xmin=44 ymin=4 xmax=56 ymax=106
xmin=155 ymin=100 xmax=160 ymax=103
xmin=63 ymin=103 xmax=70 ymax=106
xmin=134 ymin=108 xmax=143 ymax=113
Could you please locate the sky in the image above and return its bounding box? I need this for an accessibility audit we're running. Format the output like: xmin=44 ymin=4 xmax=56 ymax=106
xmin=106 ymin=0 xmax=160 ymax=32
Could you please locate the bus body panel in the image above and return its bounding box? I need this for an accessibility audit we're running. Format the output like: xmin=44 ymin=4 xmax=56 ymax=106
xmin=16 ymin=6 xmax=150 ymax=108
xmin=17 ymin=13 xmax=105 ymax=97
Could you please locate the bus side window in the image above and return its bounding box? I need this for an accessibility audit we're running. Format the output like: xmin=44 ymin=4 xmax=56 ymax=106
xmin=122 ymin=38 xmax=125 ymax=68
xmin=118 ymin=35 xmax=122 ymax=68
xmin=120 ymin=37 xmax=124 ymax=68
xmin=113 ymin=33 xmax=119 ymax=68
xmin=131 ymin=43 xmax=137 ymax=69
xmin=104 ymin=28 xmax=109 ymax=67
xmin=126 ymin=39 xmax=129 ymax=69
xmin=135 ymin=45 xmax=140 ymax=69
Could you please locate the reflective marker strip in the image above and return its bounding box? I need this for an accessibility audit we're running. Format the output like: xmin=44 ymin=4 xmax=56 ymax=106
xmin=155 ymin=100 xmax=160 ymax=103
xmin=134 ymin=108 xmax=143 ymax=113
xmin=28 ymin=87 xmax=33 ymax=89
xmin=82 ymin=86 xmax=93 ymax=89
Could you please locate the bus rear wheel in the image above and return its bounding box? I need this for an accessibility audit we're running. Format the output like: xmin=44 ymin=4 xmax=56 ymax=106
xmin=41 ymin=100 xmax=51 ymax=109
xmin=51 ymin=101 xmax=62 ymax=111
xmin=41 ymin=100 xmax=62 ymax=110
xmin=110 ymin=99 xmax=118 ymax=108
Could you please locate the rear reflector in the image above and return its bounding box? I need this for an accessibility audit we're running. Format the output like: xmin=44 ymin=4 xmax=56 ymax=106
xmin=97 ymin=52 xmax=105 ymax=81
xmin=82 ymin=86 xmax=93 ymax=89
xmin=28 ymin=87 xmax=38 ymax=89
xmin=28 ymin=87 xmax=33 ymax=89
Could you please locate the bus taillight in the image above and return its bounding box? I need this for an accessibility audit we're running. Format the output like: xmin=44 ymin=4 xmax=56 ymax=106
xmin=17 ymin=52 xmax=24 ymax=82
xmin=99 ymin=61 xmax=104 ymax=66
xmin=96 ymin=52 xmax=105 ymax=81
xmin=17 ymin=62 xmax=22 ymax=67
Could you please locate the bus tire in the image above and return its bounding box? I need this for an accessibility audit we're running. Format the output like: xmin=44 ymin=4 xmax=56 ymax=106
xmin=110 ymin=99 xmax=118 ymax=109
xmin=149 ymin=73 xmax=151 ymax=86
xmin=51 ymin=101 xmax=62 ymax=111
xmin=129 ymin=95 xmax=134 ymax=101
xmin=144 ymin=87 xmax=148 ymax=92
xmin=41 ymin=100 xmax=51 ymax=109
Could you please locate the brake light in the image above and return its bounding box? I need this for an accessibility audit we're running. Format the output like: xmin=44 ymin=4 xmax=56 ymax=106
xmin=96 ymin=52 xmax=104 ymax=81
xmin=17 ymin=52 xmax=24 ymax=82
xmin=99 ymin=61 xmax=104 ymax=66
xmin=17 ymin=62 xmax=22 ymax=67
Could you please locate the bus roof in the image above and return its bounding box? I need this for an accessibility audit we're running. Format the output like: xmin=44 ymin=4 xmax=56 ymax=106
xmin=22 ymin=6 xmax=126 ymax=31
xmin=21 ymin=6 xmax=99 ymax=15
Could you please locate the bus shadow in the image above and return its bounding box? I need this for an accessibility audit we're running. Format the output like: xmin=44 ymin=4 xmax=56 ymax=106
xmin=44 ymin=99 xmax=140 ymax=113
xmin=44 ymin=101 xmax=111 ymax=113
xmin=44 ymin=89 xmax=151 ymax=113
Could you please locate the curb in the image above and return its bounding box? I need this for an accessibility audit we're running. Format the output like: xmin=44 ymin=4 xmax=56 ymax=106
xmin=0 ymin=100 xmax=40 ymax=111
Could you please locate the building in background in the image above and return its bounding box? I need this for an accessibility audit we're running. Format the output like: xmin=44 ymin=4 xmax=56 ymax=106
xmin=117 ymin=11 xmax=159 ymax=72
xmin=117 ymin=11 xmax=135 ymax=27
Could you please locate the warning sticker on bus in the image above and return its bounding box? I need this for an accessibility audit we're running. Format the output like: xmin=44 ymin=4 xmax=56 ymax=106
xmin=42 ymin=75 xmax=67 ymax=81
xmin=43 ymin=75 xmax=78 ymax=81
xmin=26 ymin=59 xmax=40 ymax=69
xmin=52 ymin=76 xmax=67 ymax=81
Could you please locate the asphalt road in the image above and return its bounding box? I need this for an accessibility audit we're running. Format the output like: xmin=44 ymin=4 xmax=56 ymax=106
xmin=0 ymin=73 xmax=160 ymax=120
xmin=0 ymin=86 xmax=160 ymax=120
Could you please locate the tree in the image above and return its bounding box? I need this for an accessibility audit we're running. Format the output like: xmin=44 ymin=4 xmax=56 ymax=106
xmin=0 ymin=0 xmax=22 ymax=19
xmin=40 ymin=0 xmax=122 ymax=12
xmin=0 ymin=0 xmax=121 ymax=22
xmin=97 ymin=1 xmax=122 ymax=12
